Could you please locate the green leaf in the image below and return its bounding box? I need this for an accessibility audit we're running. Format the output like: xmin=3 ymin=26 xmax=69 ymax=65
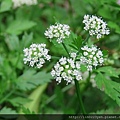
xmin=7 ymin=97 xmax=31 ymax=107
xmin=71 ymin=35 xmax=83 ymax=50
xmin=19 ymin=106 xmax=35 ymax=114
xmin=0 ymin=0 xmax=12 ymax=13
xmin=81 ymin=64 xmax=87 ymax=72
xmin=69 ymin=32 xmax=78 ymax=50
xmin=5 ymin=35 xmax=20 ymax=51
xmin=95 ymin=73 xmax=120 ymax=106
xmin=97 ymin=66 xmax=120 ymax=78
xmin=92 ymin=107 xmax=120 ymax=114
xmin=21 ymin=32 xmax=33 ymax=49
xmin=6 ymin=20 xmax=36 ymax=35
xmin=108 ymin=21 xmax=120 ymax=34
xmin=51 ymin=39 xmax=68 ymax=56
xmin=19 ymin=84 xmax=47 ymax=114
xmin=16 ymin=69 xmax=52 ymax=91
xmin=98 ymin=7 xmax=112 ymax=19
xmin=102 ymin=50 xmax=108 ymax=56
xmin=0 ymin=107 xmax=17 ymax=114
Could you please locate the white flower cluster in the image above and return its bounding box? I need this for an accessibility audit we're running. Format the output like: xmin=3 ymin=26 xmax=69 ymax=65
xmin=80 ymin=45 xmax=104 ymax=71
xmin=44 ymin=23 xmax=70 ymax=43
xmin=12 ymin=0 xmax=37 ymax=8
xmin=51 ymin=53 xmax=82 ymax=84
xmin=23 ymin=43 xmax=51 ymax=68
xmin=83 ymin=15 xmax=110 ymax=39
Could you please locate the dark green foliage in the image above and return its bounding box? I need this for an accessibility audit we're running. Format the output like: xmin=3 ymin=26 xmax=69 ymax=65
xmin=0 ymin=0 xmax=120 ymax=114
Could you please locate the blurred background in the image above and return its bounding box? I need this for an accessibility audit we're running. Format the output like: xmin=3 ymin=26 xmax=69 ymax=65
xmin=0 ymin=0 xmax=120 ymax=114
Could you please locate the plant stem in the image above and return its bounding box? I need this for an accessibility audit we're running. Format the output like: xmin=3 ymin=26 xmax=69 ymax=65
xmin=0 ymin=89 xmax=16 ymax=104
xmin=83 ymin=34 xmax=90 ymax=45
xmin=62 ymin=42 xmax=86 ymax=114
xmin=62 ymin=42 xmax=70 ymax=56
xmin=51 ymin=56 xmax=60 ymax=60
xmin=74 ymin=80 xmax=86 ymax=114
xmin=77 ymin=34 xmax=90 ymax=55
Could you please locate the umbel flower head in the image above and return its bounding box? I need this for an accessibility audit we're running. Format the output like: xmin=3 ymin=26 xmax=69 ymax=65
xmin=23 ymin=43 xmax=51 ymax=68
xmin=12 ymin=0 xmax=38 ymax=8
xmin=83 ymin=15 xmax=110 ymax=39
xmin=80 ymin=45 xmax=104 ymax=71
xmin=51 ymin=53 xmax=82 ymax=84
xmin=44 ymin=23 xmax=70 ymax=43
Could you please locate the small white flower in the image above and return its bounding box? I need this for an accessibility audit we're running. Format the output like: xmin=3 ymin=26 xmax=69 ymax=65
xmin=51 ymin=70 xmax=56 ymax=77
xmin=59 ymin=57 xmax=67 ymax=65
xmin=65 ymin=65 xmax=69 ymax=69
xmin=12 ymin=0 xmax=38 ymax=8
xmin=61 ymin=72 xmax=67 ymax=78
xmin=44 ymin=23 xmax=70 ymax=43
xmin=76 ymin=75 xmax=82 ymax=81
xmin=70 ymin=52 xmax=77 ymax=59
xmin=73 ymin=70 xmax=79 ymax=76
xmin=83 ymin=52 xmax=88 ymax=56
xmin=68 ymin=70 xmax=72 ymax=74
xmin=56 ymin=77 xmax=62 ymax=83
xmin=97 ymin=34 xmax=102 ymax=39
xmin=87 ymin=65 xmax=93 ymax=71
xmin=83 ymin=15 xmax=110 ymax=39
xmin=89 ymin=55 xmax=93 ymax=58
xmin=59 ymin=67 xmax=64 ymax=71
xmin=23 ymin=43 xmax=51 ymax=68
xmin=93 ymin=60 xmax=98 ymax=67
xmin=99 ymin=58 xmax=104 ymax=64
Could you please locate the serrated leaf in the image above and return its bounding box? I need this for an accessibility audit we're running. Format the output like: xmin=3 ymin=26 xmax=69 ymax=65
xmin=6 ymin=20 xmax=36 ymax=35
xmin=21 ymin=32 xmax=33 ymax=49
xmin=72 ymin=36 xmax=83 ymax=50
xmin=20 ymin=106 xmax=35 ymax=114
xmin=0 ymin=0 xmax=12 ymax=13
xmin=16 ymin=70 xmax=52 ymax=91
xmin=5 ymin=35 xmax=20 ymax=51
xmin=95 ymin=73 xmax=120 ymax=106
xmin=7 ymin=97 xmax=31 ymax=107
xmin=0 ymin=107 xmax=17 ymax=114
xmin=97 ymin=66 xmax=119 ymax=78
xmin=91 ymin=107 xmax=120 ymax=114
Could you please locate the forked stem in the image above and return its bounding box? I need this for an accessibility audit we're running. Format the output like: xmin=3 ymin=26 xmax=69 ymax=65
xmin=62 ymin=42 xmax=86 ymax=114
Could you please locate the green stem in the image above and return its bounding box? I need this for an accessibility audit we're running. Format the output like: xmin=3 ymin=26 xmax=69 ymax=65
xmin=0 ymin=89 xmax=16 ymax=104
xmin=51 ymin=56 xmax=60 ymax=60
xmin=62 ymin=42 xmax=86 ymax=114
xmin=74 ymin=80 xmax=86 ymax=114
xmin=83 ymin=34 xmax=90 ymax=45
xmin=87 ymin=72 xmax=91 ymax=83
xmin=62 ymin=42 xmax=70 ymax=56
xmin=77 ymin=34 xmax=90 ymax=55
xmin=68 ymin=0 xmax=74 ymax=19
